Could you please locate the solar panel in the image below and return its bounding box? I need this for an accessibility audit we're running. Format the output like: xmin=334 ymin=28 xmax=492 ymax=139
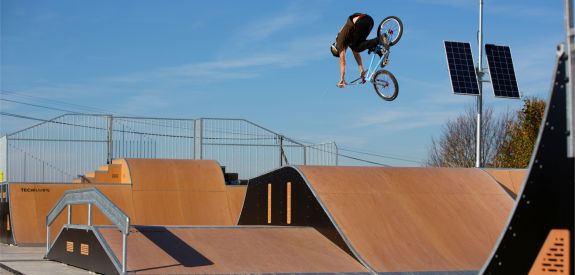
xmin=444 ymin=41 xmax=480 ymax=95
xmin=485 ymin=44 xmax=520 ymax=98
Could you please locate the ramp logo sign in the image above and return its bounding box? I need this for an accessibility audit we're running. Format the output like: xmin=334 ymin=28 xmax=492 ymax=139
xmin=20 ymin=187 xmax=50 ymax=193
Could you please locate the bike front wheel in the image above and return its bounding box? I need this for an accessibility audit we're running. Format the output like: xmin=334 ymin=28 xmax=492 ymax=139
xmin=378 ymin=16 xmax=403 ymax=46
xmin=372 ymin=70 xmax=399 ymax=101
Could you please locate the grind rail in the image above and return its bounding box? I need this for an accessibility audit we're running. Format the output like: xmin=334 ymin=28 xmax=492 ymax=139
xmin=46 ymin=187 xmax=129 ymax=274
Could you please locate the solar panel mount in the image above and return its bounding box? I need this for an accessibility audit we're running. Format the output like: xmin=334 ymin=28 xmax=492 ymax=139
xmin=485 ymin=43 xmax=521 ymax=99
xmin=444 ymin=41 xmax=480 ymax=96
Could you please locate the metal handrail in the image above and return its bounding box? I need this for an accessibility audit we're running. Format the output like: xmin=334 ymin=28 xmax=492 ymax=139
xmin=45 ymin=187 xmax=129 ymax=274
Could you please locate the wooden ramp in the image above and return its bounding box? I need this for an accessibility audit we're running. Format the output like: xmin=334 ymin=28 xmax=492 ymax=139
xmin=5 ymin=159 xmax=247 ymax=245
xmin=239 ymin=166 xmax=514 ymax=273
xmin=47 ymin=225 xmax=368 ymax=275
xmin=482 ymin=168 xmax=527 ymax=197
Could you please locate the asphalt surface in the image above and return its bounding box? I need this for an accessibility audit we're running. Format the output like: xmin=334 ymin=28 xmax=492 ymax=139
xmin=0 ymin=244 xmax=91 ymax=275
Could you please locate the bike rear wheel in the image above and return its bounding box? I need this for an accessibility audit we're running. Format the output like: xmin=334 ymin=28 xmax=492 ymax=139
xmin=372 ymin=70 xmax=399 ymax=101
xmin=378 ymin=16 xmax=403 ymax=46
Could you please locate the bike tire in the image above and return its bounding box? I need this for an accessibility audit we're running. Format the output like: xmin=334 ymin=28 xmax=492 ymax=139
xmin=377 ymin=16 xmax=403 ymax=46
xmin=372 ymin=70 xmax=399 ymax=101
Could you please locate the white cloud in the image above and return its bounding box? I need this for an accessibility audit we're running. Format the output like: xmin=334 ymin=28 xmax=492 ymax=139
xmin=354 ymin=108 xmax=456 ymax=131
xmin=236 ymin=13 xmax=299 ymax=42
xmin=107 ymin=33 xmax=332 ymax=84
xmin=227 ymin=3 xmax=323 ymax=48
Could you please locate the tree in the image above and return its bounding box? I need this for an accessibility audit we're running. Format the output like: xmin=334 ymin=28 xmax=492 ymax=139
xmin=426 ymin=105 xmax=512 ymax=167
xmin=495 ymin=98 xmax=546 ymax=168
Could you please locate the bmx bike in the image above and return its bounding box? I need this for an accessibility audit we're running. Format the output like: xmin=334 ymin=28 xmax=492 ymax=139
xmin=344 ymin=16 xmax=403 ymax=101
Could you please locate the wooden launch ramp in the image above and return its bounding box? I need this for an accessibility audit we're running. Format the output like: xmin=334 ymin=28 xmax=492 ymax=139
xmin=46 ymin=165 xmax=514 ymax=274
xmin=239 ymin=166 xmax=514 ymax=274
xmin=4 ymin=159 xmax=246 ymax=245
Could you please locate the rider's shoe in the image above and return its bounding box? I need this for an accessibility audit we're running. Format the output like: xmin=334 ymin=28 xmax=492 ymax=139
xmin=380 ymin=33 xmax=390 ymax=50
xmin=380 ymin=58 xmax=389 ymax=67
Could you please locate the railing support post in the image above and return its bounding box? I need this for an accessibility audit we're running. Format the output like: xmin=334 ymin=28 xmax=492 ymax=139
xmin=46 ymin=225 xmax=50 ymax=253
xmin=122 ymin=216 xmax=129 ymax=275
xmin=67 ymin=205 xmax=71 ymax=224
xmin=88 ymin=203 xmax=92 ymax=226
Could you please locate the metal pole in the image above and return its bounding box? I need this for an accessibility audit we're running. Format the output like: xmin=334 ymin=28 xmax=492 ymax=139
xmin=279 ymin=136 xmax=283 ymax=167
xmin=566 ymin=0 xmax=575 ymax=157
xmin=122 ymin=216 xmax=129 ymax=275
xmin=476 ymin=0 xmax=484 ymax=168
xmin=107 ymin=115 xmax=114 ymax=164
xmin=46 ymin=225 xmax=50 ymax=253
xmin=335 ymin=143 xmax=339 ymax=166
xmin=122 ymin=232 xmax=127 ymax=274
xmin=194 ymin=119 xmax=203 ymax=160
xmin=67 ymin=205 xmax=71 ymax=224
xmin=88 ymin=203 xmax=92 ymax=226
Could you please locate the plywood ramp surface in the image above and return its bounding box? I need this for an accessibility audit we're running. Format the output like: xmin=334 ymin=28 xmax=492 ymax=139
xmin=98 ymin=226 xmax=368 ymax=274
xmin=9 ymin=184 xmax=133 ymax=245
xmin=9 ymin=159 xmax=243 ymax=244
xmin=296 ymin=166 xmax=513 ymax=273
xmin=482 ymin=168 xmax=527 ymax=196
xmin=126 ymin=159 xmax=234 ymax=225
xmin=126 ymin=159 xmax=225 ymax=191
xmin=225 ymin=186 xmax=247 ymax=224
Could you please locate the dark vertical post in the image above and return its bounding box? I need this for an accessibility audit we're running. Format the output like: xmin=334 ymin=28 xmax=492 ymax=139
xmin=107 ymin=115 xmax=113 ymax=164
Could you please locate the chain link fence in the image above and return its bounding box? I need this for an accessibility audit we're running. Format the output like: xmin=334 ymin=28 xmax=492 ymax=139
xmin=1 ymin=114 xmax=338 ymax=183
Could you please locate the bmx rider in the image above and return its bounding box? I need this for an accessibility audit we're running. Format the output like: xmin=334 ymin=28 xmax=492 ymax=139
xmin=332 ymin=13 xmax=389 ymax=88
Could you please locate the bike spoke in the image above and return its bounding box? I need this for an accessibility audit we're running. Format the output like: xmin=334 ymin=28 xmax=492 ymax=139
xmin=375 ymin=75 xmax=394 ymax=95
xmin=381 ymin=19 xmax=401 ymax=43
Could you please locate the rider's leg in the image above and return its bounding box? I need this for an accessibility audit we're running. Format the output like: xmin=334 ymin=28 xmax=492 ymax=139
xmin=350 ymin=16 xmax=376 ymax=53
xmin=380 ymin=33 xmax=390 ymax=50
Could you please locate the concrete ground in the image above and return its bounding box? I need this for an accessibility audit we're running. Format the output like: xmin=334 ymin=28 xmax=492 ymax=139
xmin=0 ymin=244 xmax=92 ymax=275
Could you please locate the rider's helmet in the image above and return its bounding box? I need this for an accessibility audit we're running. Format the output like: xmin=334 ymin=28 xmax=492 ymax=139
xmin=330 ymin=42 xmax=339 ymax=57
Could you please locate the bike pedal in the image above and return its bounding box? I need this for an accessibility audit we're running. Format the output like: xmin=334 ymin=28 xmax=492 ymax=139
xmin=380 ymin=59 xmax=389 ymax=67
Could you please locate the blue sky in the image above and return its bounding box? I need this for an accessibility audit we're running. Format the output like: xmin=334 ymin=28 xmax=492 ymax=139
xmin=0 ymin=0 xmax=567 ymax=166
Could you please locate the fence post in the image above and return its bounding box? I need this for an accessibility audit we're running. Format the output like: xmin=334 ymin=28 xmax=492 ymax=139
xmin=194 ymin=119 xmax=203 ymax=160
xmin=334 ymin=142 xmax=339 ymax=166
xmin=303 ymin=145 xmax=307 ymax=165
xmin=279 ymin=136 xmax=283 ymax=167
xmin=0 ymin=136 xmax=7 ymax=184
xmin=107 ymin=115 xmax=114 ymax=164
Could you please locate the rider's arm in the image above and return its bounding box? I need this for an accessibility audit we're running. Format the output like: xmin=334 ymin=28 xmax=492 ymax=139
xmin=339 ymin=48 xmax=346 ymax=85
xmin=352 ymin=50 xmax=365 ymax=77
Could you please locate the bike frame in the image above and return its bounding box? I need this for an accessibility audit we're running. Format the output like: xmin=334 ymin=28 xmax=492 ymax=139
xmin=348 ymin=45 xmax=390 ymax=85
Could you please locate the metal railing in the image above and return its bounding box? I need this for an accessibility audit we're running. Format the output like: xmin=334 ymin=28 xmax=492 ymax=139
xmin=46 ymin=187 xmax=129 ymax=275
xmin=2 ymin=114 xmax=338 ymax=182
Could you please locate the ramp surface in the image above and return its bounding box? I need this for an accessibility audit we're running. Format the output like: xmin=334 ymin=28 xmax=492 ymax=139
xmin=8 ymin=159 xmax=245 ymax=245
xmin=482 ymin=168 xmax=527 ymax=196
xmin=50 ymin=225 xmax=369 ymax=274
xmin=299 ymin=166 xmax=513 ymax=272
xmin=240 ymin=166 xmax=514 ymax=273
